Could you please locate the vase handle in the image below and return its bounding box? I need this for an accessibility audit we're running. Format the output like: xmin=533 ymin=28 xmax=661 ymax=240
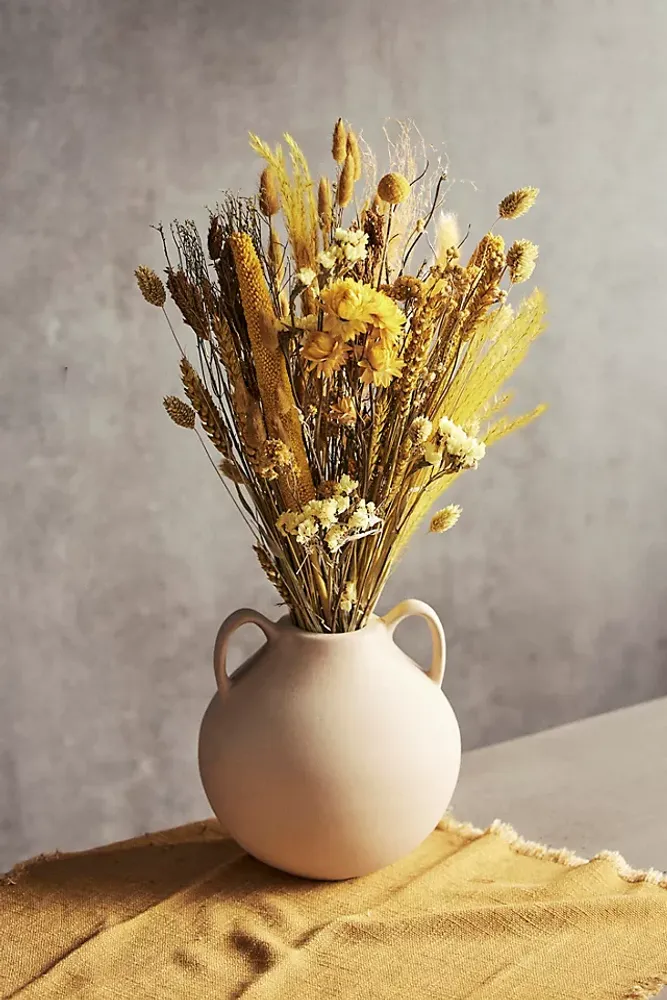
xmin=213 ymin=608 xmax=278 ymax=699
xmin=381 ymin=599 xmax=446 ymax=687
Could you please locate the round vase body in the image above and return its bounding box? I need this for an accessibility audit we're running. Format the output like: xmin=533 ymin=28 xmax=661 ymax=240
xmin=198 ymin=599 xmax=461 ymax=880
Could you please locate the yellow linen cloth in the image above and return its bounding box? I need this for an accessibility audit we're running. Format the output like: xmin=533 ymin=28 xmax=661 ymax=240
xmin=2 ymin=817 xmax=667 ymax=999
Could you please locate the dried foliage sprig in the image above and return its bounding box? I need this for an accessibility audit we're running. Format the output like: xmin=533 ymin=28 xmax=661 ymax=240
xmin=137 ymin=121 xmax=546 ymax=632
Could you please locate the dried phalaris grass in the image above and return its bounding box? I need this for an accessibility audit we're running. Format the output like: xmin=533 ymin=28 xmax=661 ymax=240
xmin=429 ymin=504 xmax=462 ymax=533
xmin=163 ymin=395 xmax=196 ymax=429
xmin=507 ymin=239 xmax=539 ymax=284
xmin=498 ymin=186 xmax=539 ymax=220
xmin=135 ymin=266 xmax=166 ymax=307
xmin=140 ymin=121 xmax=546 ymax=632
xmin=332 ymin=118 xmax=347 ymax=163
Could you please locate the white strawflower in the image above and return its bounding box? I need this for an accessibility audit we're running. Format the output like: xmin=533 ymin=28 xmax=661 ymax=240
xmin=295 ymin=517 xmax=318 ymax=544
xmin=438 ymin=416 xmax=486 ymax=468
xmin=325 ymin=524 xmax=347 ymax=552
xmin=295 ymin=267 xmax=317 ymax=288
xmin=337 ymin=474 xmax=358 ymax=495
xmin=317 ymin=249 xmax=337 ymax=270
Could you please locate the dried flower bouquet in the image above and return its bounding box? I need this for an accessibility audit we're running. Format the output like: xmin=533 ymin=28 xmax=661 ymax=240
xmin=136 ymin=121 xmax=546 ymax=632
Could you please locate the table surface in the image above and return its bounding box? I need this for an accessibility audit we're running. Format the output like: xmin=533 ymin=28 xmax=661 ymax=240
xmin=453 ymin=695 xmax=667 ymax=869
xmin=453 ymin=696 xmax=667 ymax=996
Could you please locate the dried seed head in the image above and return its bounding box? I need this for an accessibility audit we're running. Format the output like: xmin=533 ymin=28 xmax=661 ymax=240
xmin=377 ymin=172 xmax=411 ymax=205
xmin=259 ymin=166 xmax=281 ymax=217
xmin=337 ymin=153 xmax=355 ymax=207
xmin=332 ymin=118 xmax=347 ymax=163
xmin=163 ymin=395 xmax=195 ymax=429
xmin=429 ymin=504 xmax=462 ymax=533
xmin=346 ymin=130 xmax=362 ymax=181
xmin=207 ymin=215 xmax=223 ymax=260
xmin=498 ymin=186 xmax=539 ymax=220
xmin=135 ymin=266 xmax=166 ymax=307
xmin=506 ymin=239 xmax=539 ymax=284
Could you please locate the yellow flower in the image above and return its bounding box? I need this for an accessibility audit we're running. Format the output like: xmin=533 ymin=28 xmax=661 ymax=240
xmin=301 ymin=329 xmax=350 ymax=378
xmin=364 ymin=294 xmax=406 ymax=347
xmin=320 ymin=278 xmax=374 ymax=341
xmin=358 ymin=341 xmax=405 ymax=387
xmin=377 ymin=172 xmax=411 ymax=205
xmin=319 ymin=278 xmax=406 ymax=348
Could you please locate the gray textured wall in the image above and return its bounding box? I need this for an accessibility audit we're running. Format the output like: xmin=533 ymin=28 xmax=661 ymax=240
xmin=2 ymin=0 xmax=667 ymax=869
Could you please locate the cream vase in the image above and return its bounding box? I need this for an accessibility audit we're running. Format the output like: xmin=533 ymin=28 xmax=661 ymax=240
xmin=198 ymin=599 xmax=461 ymax=880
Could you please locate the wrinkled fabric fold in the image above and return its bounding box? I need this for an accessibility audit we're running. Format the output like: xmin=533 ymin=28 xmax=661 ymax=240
xmin=1 ymin=817 xmax=666 ymax=999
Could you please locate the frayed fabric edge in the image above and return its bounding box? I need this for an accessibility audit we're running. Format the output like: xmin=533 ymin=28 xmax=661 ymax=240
xmin=624 ymin=973 xmax=667 ymax=998
xmin=438 ymin=814 xmax=667 ymax=889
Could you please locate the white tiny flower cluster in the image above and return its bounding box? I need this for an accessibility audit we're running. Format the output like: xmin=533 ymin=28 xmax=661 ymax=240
xmin=423 ymin=416 xmax=486 ymax=470
xmin=295 ymin=266 xmax=317 ymax=288
xmin=276 ymin=475 xmax=381 ymax=553
xmin=317 ymin=228 xmax=369 ymax=271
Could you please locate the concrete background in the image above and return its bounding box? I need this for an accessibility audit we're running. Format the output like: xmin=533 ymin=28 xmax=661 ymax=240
xmin=2 ymin=0 xmax=667 ymax=869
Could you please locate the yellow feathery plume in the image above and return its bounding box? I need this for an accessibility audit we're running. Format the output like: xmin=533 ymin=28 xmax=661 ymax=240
xmin=332 ymin=118 xmax=347 ymax=163
xmin=337 ymin=153 xmax=355 ymax=207
xmin=346 ymin=130 xmax=362 ymax=181
xmin=249 ymin=133 xmax=317 ymax=271
xmin=394 ymin=290 xmax=547 ymax=558
xmin=484 ymin=404 xmax=547 ymax=445
xmin=229 ymin=232 xmax=315 ymax=506
xmin=435 ymin=212 xmax=460 ymax=265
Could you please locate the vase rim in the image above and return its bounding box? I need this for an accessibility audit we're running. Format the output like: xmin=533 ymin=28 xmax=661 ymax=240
xmin=276 ymin=613 xmax=382 ymax=640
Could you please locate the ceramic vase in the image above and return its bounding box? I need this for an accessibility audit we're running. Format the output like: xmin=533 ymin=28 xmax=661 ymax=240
xmin=198 ymin=598 xmax=461 ymax=880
